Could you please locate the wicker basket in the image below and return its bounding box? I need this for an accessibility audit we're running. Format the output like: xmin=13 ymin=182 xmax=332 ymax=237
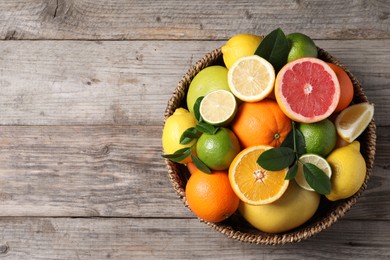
xmin=163 ymin=47 xmax=377 ymax=245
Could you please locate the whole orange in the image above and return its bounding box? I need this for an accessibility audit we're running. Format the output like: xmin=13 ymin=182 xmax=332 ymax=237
xmin=231 ymin=99 xmax=292 ymax=148
xmin=327 ymin=63 xmax=354 ymax=112
xmin=185 ymin=170 xmax=239 ymax=223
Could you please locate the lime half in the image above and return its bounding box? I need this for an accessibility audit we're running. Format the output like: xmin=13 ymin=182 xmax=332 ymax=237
xmin=199 ymin=90 xmax=237 ymax=126
xmin=295 ymin=154 xmax=332 ymax=191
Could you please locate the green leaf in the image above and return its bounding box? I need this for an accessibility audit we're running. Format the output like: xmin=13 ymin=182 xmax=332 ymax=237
xmin=294 ymin=128 xmax=306 ymax=156
xmin=196 ymin=122 xmax=219 ymax=135
xmin=303 ymin=163 xmax=331 ymax=195
xmin=257 ymin=147 xmax=295 ymax=171
xmin=191 ymin=154 xmax=212 ymax=174
xmin=255 ymin=28 xmax=289 ymax=72
xmin=161 ymin=147 xmax=192 ymax=163
xmin=285 ymin=163 xmax=298 ymax=180
xmin=193 ymin=96 xmax=204 ymax=121
xmin=180 ymin=127 xmax=201 ymax=144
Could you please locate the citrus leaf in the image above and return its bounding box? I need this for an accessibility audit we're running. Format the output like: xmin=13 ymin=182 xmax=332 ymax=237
xmin=294 ymin=128 xmax=306 ymax=156
xmin=191 ymin=154 xmax=212 ymax=174
xmin=257 ymin=147 xmax=295 ymax=171
xmin=161 ymin=147 xmax=192 ymax=163
xmin=196 ymin=122 xmax=219 ymax=135
xmin=180 ymin=127 xmax=201 ymax=144
xmin=303 ymin=163 xmax=331 ymax=195
xmin=193 ymin=96 xmax=204 ymax=121
xmin=255 ymin=28 xmax=289 ymax=72
xmin=285 ymin=163 xmax=298 ymax=180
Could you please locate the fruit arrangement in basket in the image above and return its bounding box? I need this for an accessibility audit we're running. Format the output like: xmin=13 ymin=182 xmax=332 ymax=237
xmin=162 ymin=28 xmax=375 ymax=237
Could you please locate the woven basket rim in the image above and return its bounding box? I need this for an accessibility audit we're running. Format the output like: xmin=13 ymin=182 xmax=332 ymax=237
xmin=163 ymin=47 xmax=377 ymax=245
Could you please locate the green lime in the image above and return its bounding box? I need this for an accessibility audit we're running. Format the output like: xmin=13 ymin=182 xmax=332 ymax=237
xmin=298 ymin=119 xmax=337 ymax=157
xmin=295 ymin=154 xmax=332 ymax=191
xmin=286 ymin=33 xmax=318 ymax=63
xmin=199 ymin=90 xmax=237 ymax=126
xmin=196 ymin=128 xmax=241 ymax=171
xmin=186 ymin=66 xmax=230 ymax=114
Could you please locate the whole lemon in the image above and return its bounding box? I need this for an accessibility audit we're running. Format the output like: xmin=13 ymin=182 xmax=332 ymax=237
xmin=186 ymin=66 xmax=230 ymax=114
xmin=221 ymin=34 xmax=262 ymax=69
xmin=326 ymin=141 xmax=366 ymax=201
xmin=239 ymin=181 xmax=320 ymax=234
xmin=196 ymin=128 xmax=240 ymax=171
xmin=162 ymin=108 xmax=198 ymax=164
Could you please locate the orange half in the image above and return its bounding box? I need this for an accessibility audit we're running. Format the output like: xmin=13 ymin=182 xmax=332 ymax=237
xmin=228 ymin=145 xmax=289 ymax=205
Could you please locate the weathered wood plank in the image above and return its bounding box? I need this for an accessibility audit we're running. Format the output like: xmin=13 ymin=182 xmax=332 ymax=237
xmin=0 ymin=40 xmax=389 ymax=126
xmin=0 ymin=125 xmax=388 ymax=220
xmin=0 ymin=0 xmax=389 ymax=40
xmin=0 ymin=217 xmax=388 ymax=259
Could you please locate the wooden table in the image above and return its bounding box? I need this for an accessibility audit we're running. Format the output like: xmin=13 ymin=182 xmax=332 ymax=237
xmin=0 ymin=1 xmax=389 ymax=259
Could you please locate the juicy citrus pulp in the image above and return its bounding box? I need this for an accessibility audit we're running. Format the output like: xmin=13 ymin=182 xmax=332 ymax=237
xmin=199 ymin=90 xmax=237 ymax=126
xmin=275 ymin=57 xmax=340 ymax=123
xmin=295 ymin=154 xmax=332 ymax=191
xmin=196 ymin=128 xmax=241 ymax=171
xmin=228 ymin=55 xmax=275 ymax=102
xmin=286 ymin=32 xmax=318 ymax=63
xmin=162 ymin=108 xmax=198 ymax=164
xmin=221 ymin=34 xmax=262 ymax=69
xmin=298 ymin=119 xmax=337 ymax=157
xmin=335 ymin=102 xmax=374 ymax=143
xmin=228 ymin=145 xmax=289 ymax=205
xmin=186 ymin=65 xmax=230 ymax=114
xmin=326 ymin=141 xmax=367 ymax=201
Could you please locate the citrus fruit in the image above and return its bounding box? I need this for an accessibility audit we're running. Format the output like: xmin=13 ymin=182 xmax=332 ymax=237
xmin=239 ymin=180 xmax=320 ymax=233
xmin=231 ymin=99 xmax=292 ymax=148
xmin=295 ymin=154 xmax=332 ymax=191
xmin=326 ymin=141 xmax=366 ymax=201
xmin=199 ymin=90 xmax=237 ymax=126
xmin=186 ymin=65 xmax=230 ymax=113
xmin=228 ymin=145 xmax=289 ymax=205
xmin=227 ymin=55 xmax=275 ymax=102
xmin=275 ymin=57 xmax=341 ymax=123
xmin=298 ymin=119 xmax=337 ymax=157
xmin=327 ymin=63 xmax=354 ymax=112
xmin=186 ymin=170 xmax=240 ymax=223
xmin=162 ymin=108 xmax=198 ymax=164
xmin=335 ymin=102 xmax=374 ymax=143
xmin=286 ymin=32 xmax=318 ymax=63
xmin=196 ymin=127 xmax=241 ymax=171
xmin=221 ymin=34 xmax=262 ymax=69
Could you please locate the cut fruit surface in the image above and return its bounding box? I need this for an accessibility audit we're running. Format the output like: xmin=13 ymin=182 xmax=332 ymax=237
xmin=228 ymin=145 xmax=289 ymax=205
xmin=228 ymin=55 xmax=275 ymax=102
xmin=335 ymin=102 xmax=374 ymax=143
xmin=275 ymin=57 xmax=340 ymax=123
xmin=295 ymin=154 xmax=332 ymax=191
xmin=199 ymin=90 xmax=237 ymax=126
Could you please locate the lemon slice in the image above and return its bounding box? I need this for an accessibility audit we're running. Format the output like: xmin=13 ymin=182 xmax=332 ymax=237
xmin=335 ymin=102 xmax=374 ymax=143
xmin=199 ymin=90 xmax=237 ymax=126
xmin=295 ymin=154 xmax=332 ymax=192
xmin=229 ymin=145 xmax=289 ymax=205
xmin=228 ymin=55 xmax=275 ymax=102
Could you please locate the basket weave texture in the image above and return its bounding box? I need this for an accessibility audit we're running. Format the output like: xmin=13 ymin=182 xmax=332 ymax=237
xmin=163 ymin=47 xmax=377 ymax=245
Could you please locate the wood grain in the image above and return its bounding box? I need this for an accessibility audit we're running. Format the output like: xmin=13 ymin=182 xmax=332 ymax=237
xmin=0 ymin=217 xmax=388 ymax=259
xmin=0 ymin=40 xmax=388 ymax=126
xmin=1 ymin=0 xmax=389 ymax=40
xmin=0 ymin=125 xmax=388 ymax=220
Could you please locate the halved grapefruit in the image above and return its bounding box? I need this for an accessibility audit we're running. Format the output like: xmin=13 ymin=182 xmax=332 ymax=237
xmin=275 ymin=57 xmax=340 ymax=123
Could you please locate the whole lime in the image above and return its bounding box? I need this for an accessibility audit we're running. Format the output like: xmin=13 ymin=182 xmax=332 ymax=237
xmin=196 ymin=128 xmax=240 ymax=171
xmin=186 ymin=66 xmax=230 ymax=114
xmin=298 ymin=119 xmax=337 ymax=157
xmin=286 ymin=32 xmax=318 ymax=63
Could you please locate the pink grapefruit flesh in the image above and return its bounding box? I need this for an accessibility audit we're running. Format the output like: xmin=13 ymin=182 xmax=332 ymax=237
xmin=275 ymin=57 xmax=340 ymax=123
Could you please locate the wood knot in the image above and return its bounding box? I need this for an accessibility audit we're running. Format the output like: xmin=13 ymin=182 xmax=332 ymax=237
xmin=0 ymin=243 xmax=9 ymax=254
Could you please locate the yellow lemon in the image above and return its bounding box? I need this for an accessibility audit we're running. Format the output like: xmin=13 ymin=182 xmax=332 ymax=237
xmin=239 ymin=180 xmax=320 ymax=233
xmin=162 ymin=108 xmax=198 ymax=164
xmin=326 ymin=141 xmax=366 ymax=201
xmin=221 ymin=34 xmax=262 ymax=69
